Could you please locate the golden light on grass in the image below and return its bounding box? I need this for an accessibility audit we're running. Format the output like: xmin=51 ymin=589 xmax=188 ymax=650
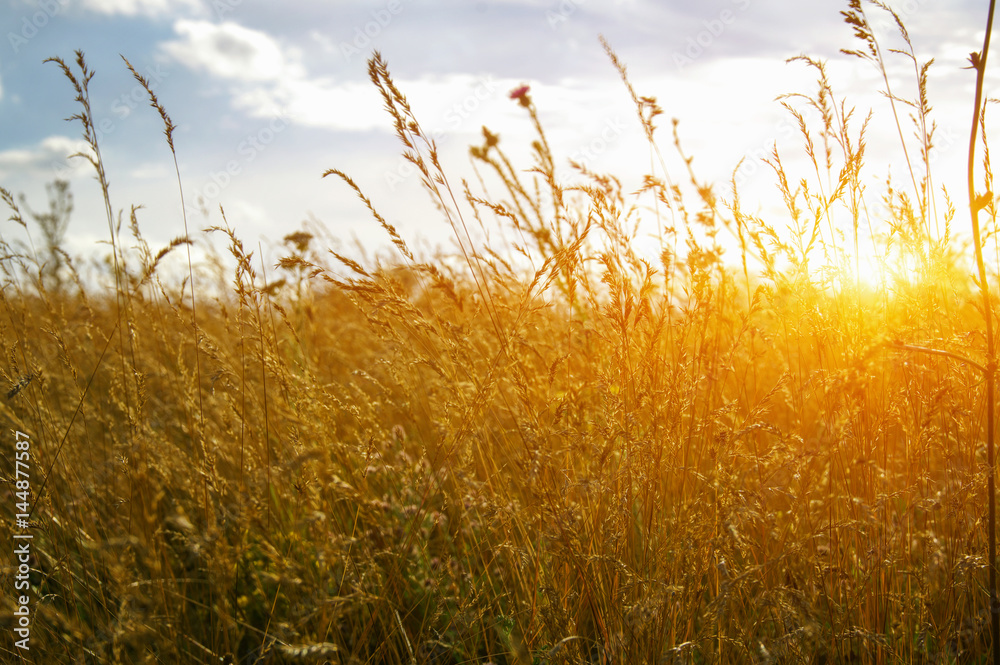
xmin=5 ymin=2 xmax=1000 ymax=664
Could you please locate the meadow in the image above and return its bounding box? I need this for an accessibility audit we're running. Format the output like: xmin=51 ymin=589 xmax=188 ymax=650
xmin=3 ymin=1 xmax=1000 ymax=663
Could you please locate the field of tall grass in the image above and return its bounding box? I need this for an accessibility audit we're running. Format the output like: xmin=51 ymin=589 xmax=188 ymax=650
xmin=6 ymin=1 xmax=1000 ymax=663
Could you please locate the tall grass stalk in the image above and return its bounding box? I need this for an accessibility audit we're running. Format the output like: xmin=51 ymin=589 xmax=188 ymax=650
xmin=966 ymin=1 xmax=1000 ymax=662
xmin=121 ymin=55 xmax=210 ymax=526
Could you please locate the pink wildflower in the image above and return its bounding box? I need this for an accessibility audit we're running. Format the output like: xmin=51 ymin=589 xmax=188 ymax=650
xmin=509 ymin=85 xmax=530 ymax=101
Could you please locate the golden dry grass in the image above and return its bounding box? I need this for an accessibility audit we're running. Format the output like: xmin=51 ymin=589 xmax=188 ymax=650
xmin=2 ymin=3 xmax=1000 ymax=663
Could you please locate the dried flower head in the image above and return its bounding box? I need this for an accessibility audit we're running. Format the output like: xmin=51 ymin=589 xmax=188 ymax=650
xmin=509 ymin=84 xmax=531 ymax=107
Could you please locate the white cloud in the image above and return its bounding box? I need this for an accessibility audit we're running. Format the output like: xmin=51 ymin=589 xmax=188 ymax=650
xmin=309 ymin=30 xmax=339 ymax=55
xmin=162 ymin=19 xmax=524 ymax=133
xmin=238 ymin=72 xmax=535 ymax=135
xmin=229 ymin=77 xmax=385 ymax=131
xmin=0 ymin=136 xmax=92 ymax=178
xmin=129 ymin=161 xmax=173 ymax=180
xmin=80 ymin=0 xmax=201 ymax=17
xmin=161 ymin=20 xmax=305 ymax=83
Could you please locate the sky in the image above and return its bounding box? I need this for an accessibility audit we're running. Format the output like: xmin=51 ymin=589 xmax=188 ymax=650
xmin=0 ymin=0 xmax=994 ymax=283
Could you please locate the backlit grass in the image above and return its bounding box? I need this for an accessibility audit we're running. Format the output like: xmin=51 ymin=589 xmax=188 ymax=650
xmin=3 ymin=2 xmax=1000 ymax=663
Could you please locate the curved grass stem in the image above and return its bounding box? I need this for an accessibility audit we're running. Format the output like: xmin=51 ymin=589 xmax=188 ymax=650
xmin=967 ymin=1 xmax=999 ymax=661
